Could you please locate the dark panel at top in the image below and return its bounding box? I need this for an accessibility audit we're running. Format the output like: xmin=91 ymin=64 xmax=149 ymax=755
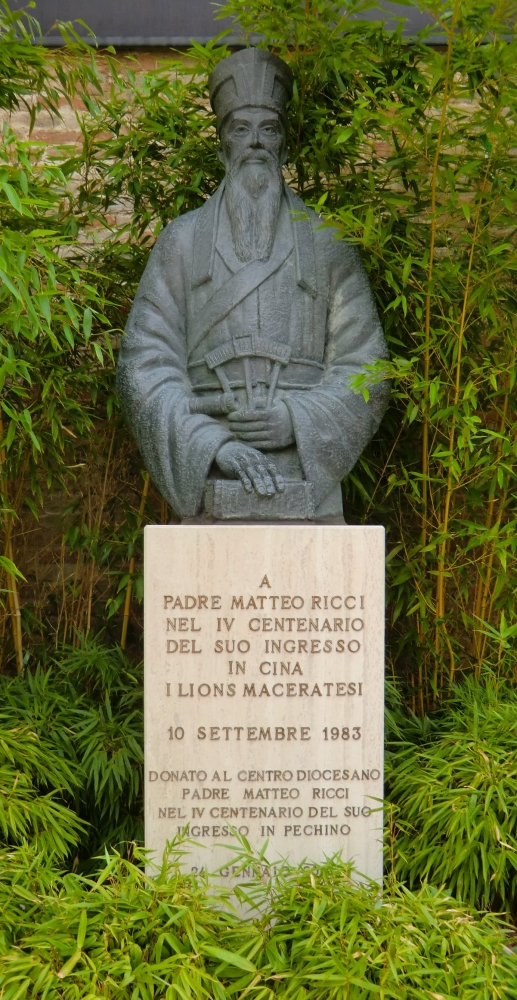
xmin=357 ymin=2 xmax=436 ymax=36
xmin=18 ymin=0 xmax=235 ymax=46
xmin=17 ymin=0 xmax=438 ymax=46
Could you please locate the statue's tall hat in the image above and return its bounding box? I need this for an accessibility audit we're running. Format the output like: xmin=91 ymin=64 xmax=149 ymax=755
xmin=208 ymin=48 xmax=293 ymax=129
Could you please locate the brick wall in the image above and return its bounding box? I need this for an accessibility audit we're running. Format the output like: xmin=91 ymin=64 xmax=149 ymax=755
xmin=2 ymin=48 xmax=189 ymax=144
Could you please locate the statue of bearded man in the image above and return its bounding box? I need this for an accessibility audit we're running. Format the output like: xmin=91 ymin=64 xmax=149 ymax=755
xmin=117 ymin=49 xmax=389 ymax=522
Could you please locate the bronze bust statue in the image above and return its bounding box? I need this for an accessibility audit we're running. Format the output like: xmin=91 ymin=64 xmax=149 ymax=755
xmin=117 ymin=48 xmax=389 ymax=522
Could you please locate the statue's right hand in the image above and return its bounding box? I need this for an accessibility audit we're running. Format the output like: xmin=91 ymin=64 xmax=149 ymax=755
xmin=216 ymin=441 xmax=284 ymax=497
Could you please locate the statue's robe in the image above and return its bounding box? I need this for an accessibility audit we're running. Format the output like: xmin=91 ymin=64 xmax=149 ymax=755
xmin=117 ymin=182 xmax=389 ymax=519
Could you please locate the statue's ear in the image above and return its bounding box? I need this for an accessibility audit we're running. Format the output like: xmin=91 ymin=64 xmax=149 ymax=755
xmin=280 ymin=126 xmax=288 ymax=166
xmin=217 ymin=146 xmax=225 ymax=165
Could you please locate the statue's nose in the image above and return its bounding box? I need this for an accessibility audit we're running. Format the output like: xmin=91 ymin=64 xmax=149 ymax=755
xmin=250 ymin=128 xmax=263 ymax=147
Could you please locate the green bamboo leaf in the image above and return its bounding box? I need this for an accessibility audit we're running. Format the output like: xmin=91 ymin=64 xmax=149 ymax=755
xmin=201 ymin=946 xmax=257 ymax=972
xmin=0 ymin=268 xmax=23 ymax=300
xmin=76 ymin=909 xmax=87 ymax=949
xmin=487 ymin=243 xmax=512 ymax=256
xmin=0 ymin=555 xmax=26 ymax=580
xmin=334 ymin=126 xmax=354 ymax=145
xmin=83 ymin=307 xmax=92 ymax=341
xmin=0 ymin=180 xmax=24 ymax=214
xmin=56 ymin=951 xmax=82 ymax=979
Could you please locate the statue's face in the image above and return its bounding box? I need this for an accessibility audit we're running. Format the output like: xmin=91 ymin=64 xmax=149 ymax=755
xmin=219 ymin=108 xmax=286 ymax=170
xmin=219 ymin=107 xmax=286 ymax=263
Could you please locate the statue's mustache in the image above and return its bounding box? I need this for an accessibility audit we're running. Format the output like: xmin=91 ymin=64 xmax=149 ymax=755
xmin=235 ymin=149 xmax=276 ymax=168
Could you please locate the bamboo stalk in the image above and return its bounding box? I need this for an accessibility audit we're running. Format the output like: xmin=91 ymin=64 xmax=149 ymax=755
xmin=67 ymin=508 xmax=85 ymax=646
xmin=472 ymin=387 xmax=511 ymax=673
xmin=120 ymin=472 xmax=150 ymax=651
xmin=0 ymin=413 xmax=23 ymax=674
xmin=417 ymin=662 xmax=424 ymax=718
xmin=77 ymin=479 xmax=93 ymax=637
xmin=364 ymin=424 xmax=403 ymax=520
xmin=421 ymin=0 xmax=459 ymax=554
xmin=5 ymin=532 xmax=23 ymax=674
xmin=85 ymin=427 xmax=116 ymax=635
xmin=433 ymin=149 xmax=492 ymax=692
xmin=55 ymin=536 xmax=68 ymax=647
xmin=0 ymin=597 xmax=6 ymax=673
xmin=477 ymin=493 xmax=508 ymax=670
xmin=422 ymin=2 xmax=459 ymax=703
xmin=71 ymin=552 xmax=83 ymax=645
xmin=160 ymin=497 xmax=169 ymax=525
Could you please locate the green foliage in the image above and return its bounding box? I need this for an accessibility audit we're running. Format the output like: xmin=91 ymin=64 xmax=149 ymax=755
xmin=1 ymin=0 xmax=517 ymax=703
xmin=0 ymin=3 xmax=117 ymax=499
xmin=0 ymin=720 xmax=84 ymax=859
xmin=0 ymin=638 xmax=143 ymax=863
xmin=219 ymin=0 xmax=517 ymax=705
xmin=0 ymin=849 xmax=516 ymax=1000
xmin=1 ymin=0 xmax=517 ymax=947
xmin=5 ymin=641 xmax=517 ymax=918
xmin=0 ymin=0 xmax=63 ymax=116
xmin=387 ymin=678 xmax=517 ymax=915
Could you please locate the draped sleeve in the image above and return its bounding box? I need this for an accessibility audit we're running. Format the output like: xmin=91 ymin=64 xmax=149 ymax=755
xmin=283 ymin=227 xmax=390 ymax=509
xmin=117 ymin=212 xmax=232 ymax=517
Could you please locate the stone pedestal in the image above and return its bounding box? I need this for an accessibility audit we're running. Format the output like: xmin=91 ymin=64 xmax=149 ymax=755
xmin=144 ymin=524 xmax=384 ymax=881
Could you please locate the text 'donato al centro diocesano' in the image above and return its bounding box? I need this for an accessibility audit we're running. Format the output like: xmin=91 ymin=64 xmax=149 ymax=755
xmin=144 ymin=525 xmax=385 ymax=881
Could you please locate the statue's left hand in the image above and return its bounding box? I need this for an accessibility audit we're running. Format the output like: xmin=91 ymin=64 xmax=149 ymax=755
xmin=228 ymin=400 xmax=295 ymax=450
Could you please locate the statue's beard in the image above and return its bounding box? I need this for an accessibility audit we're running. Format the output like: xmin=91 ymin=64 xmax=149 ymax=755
xmin=225 ymin=151 xmax=283 ymax=262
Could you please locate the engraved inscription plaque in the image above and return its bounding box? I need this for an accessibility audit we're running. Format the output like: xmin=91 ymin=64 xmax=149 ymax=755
xmin=144 ymin=525 xmax=384 ymax=881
